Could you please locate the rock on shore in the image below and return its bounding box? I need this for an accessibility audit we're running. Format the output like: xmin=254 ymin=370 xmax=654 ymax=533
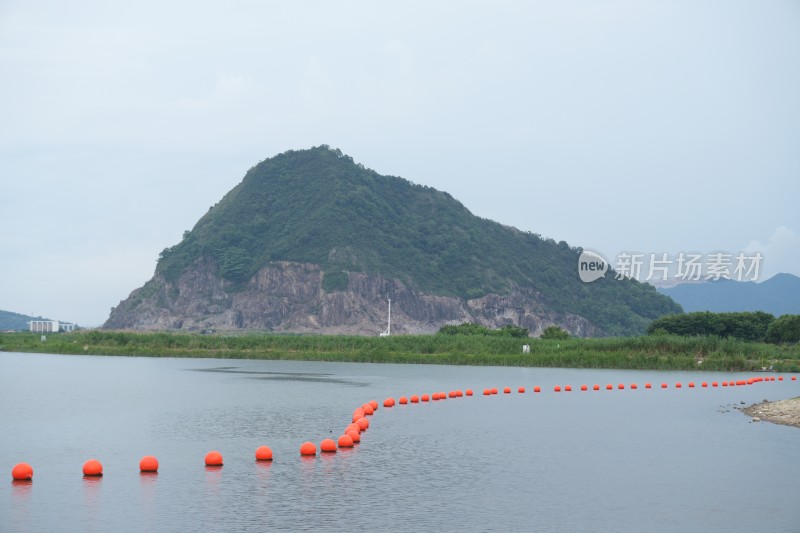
xmin=742 ymin=398 xmax=800 ymax=428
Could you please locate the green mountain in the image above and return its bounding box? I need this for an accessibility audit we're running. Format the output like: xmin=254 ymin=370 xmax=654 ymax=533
xmin=0 ymin=310 xmax=48 ymax=331
xmin=106 ymin=146 xmax=681 ymax=336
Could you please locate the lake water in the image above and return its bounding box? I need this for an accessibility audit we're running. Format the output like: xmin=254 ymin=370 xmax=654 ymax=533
xmin=2 ymin=352 xmax=799 ymax=532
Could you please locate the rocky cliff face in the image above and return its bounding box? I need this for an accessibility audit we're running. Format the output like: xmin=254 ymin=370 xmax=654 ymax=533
xmin=105 ymin=257 xmax=601 ymax=337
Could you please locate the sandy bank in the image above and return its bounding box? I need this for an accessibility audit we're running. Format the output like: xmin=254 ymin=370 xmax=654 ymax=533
xmin=742 ymin=398 xmax=800 ymax=428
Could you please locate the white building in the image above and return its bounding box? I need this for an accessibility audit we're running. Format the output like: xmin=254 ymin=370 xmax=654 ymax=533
xmin=28 ymin=320 xmax=75 ymax=333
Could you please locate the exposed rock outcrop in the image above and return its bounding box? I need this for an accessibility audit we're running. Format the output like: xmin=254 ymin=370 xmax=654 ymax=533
xmin=105 ymin=257 xmax=600 ymax=336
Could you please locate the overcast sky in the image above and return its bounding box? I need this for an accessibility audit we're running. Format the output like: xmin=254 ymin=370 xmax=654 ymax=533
xmin=2 ymin=1 xmax=798 ymax=326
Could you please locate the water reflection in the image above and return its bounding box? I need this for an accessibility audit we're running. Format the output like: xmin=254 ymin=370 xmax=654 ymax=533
xmin=10 ymin=480 xmax=32 ymax=533
xmin=82 ymin=476 xmax=103 ymax=531
xmin=254 ymin=460 xmax=273 ymax=482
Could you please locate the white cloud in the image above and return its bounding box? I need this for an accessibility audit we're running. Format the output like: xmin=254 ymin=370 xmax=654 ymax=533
xmin=744 ymin=227 xmax=800 ymax=280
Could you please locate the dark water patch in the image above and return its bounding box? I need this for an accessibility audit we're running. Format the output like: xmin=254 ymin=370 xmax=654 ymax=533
xmin=189 ymin=366 xmax=334 ymax=377
xmin=249 ymin=375 xmax=366 ymax=386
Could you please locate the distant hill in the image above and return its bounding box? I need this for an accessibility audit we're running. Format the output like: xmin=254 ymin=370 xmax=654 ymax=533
xmin=0 ymin=310 xmax=49 ymax=331
xmin=657 ymin=273 xmax=800 ymax=316
xmin=105 ymin=146 xmax=681 ymax=336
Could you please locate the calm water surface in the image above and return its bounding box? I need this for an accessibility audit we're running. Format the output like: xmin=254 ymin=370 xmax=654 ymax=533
xmin=2 ymin=352 xmax=799 ymax=532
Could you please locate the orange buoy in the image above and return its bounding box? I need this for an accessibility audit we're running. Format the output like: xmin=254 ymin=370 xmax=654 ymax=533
xmin=483 ymin=388 xmax=491 ymax=395
xmin=645 ymin=383 xmax=652 ymax=389
xmin=346 ymin=430 xmax=361 ymax=443
xmin=688 ymin=382 xmax=695 ymax=388
xmin=631 ymin=383 xmax=638 ymax=390
xmin=792 ymin=376 xmax=797 ymax=381
xmin=300 ymin=442 xmax=317 ymax=456
xmin=448 ymin=391 xmax=457 ymax=398
xmin=722 ymin=381 xmax=728 ymax=387
xmin=661 ymin=383 xmax=668 ymax=389
xmin=410 ymin=395 xmax=420 ymax=403
xmin=363 ymin=404 xmax=374 ymax=415
xmin=383 ymin=398 xmax=395 ymax=408
xmin=11 ymin=463 xmax=33 ymax=481
xmin=399 ymin=396 xmax=409 ymax=404
xmin=675 ymin=383 xmax=682 ymax=388
xmin=83 ymin=459 xmax=103 ymax=476
xmin=255 ymin=446 xmax=273 ymax=462
xmin=320 ymin=439 xmax=337 ymax=453
xmin=534 ymin=386 xmax=541 ymax=393
xmin=338 ymin=434 xmax=354 ymax=448
xmin=606 ymin=384 xmax=613 ymax=390
xmin=456 ymin=390 xmax=464 ymax=397
xmin=618 ymin=384 xmax=625 ymax=390
xmin=466 ymin=389 xmax=473 ymax=396
xmin=491 ymin=388 xmax=498 ymax=395
xmin=778 ymin=376 xmax=784 ymax=381
xmin=518 ymin=387 xmax=526 ymax=393
xmin=564 ymin=385 xmax=572 ymax=392
xmin=593 ymin=384 xmax=600 ymax=391
xmin=554 ymin=385 xmax=561 ymax=392
xmin=421 ymin=394 xmax=430 ymax=402
xmin=503 ymin=387 xmax=511 ymax=394
xmin=369 ymin=400 xmax=379 ymax=410
xmin=356 ymin=418 xmax=369 ymax=431
xmin=701 ymin=382 xmax=708 ymax=388
xmin=139 ymin=455 xmax=159 ymax=472
xmin=580 ymin=385 xmax=588 ymax=391
xmin=712 ymin=381 xmax=718 ymax=387
xmin=204 ymin=451 xmax=223 ymax=467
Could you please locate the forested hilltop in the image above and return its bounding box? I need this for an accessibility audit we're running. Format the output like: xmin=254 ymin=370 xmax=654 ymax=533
xmin=107 ymin=146 xmax=680 ymax=336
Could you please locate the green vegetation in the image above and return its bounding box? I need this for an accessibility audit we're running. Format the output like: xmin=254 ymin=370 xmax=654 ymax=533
xmin=321 ymin=270 xmax=349 ymax=292
xmin=1 ymin=331 xmax=798 ymax=372
xmin=437 ymin=323 xmax=529 ymax=338
xmin=541 ymin=326 xmax=570 ymax=340
xmin=766 ymin=315 xmax=800 ymax=344
xmin=153 ymin=146 xmax=681 ymax=335
xmin=648 ymin=311 xmax=800 ymax=344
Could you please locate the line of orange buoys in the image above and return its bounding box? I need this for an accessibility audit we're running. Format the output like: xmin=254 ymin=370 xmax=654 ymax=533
xmin=9 ymin=375 xmax=797 ymax=481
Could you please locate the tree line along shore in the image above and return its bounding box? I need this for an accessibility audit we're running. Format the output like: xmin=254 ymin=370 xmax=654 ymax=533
xmin=1 ymin=331 xmax=798 ymax=372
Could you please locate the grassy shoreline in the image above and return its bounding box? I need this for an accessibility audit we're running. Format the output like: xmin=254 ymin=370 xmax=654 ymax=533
xmin=1 ymin=331 xmax=799 ymax=372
